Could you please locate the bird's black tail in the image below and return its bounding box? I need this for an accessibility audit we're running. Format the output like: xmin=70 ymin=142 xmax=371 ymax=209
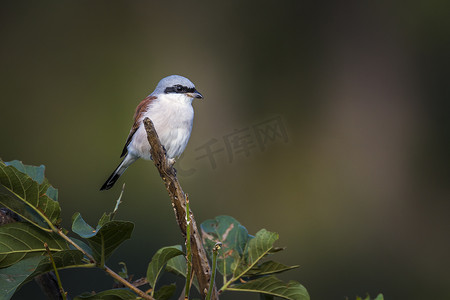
xmin=100 ymin=155 xmax=137 ymax=190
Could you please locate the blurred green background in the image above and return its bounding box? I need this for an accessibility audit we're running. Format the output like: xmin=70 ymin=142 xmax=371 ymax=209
xmin=1 ymin=1 xmax=449 ymax=299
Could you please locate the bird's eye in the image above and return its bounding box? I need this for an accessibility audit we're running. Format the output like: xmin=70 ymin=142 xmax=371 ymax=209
xmin=175 ymin=85 xmax=183 ymax=92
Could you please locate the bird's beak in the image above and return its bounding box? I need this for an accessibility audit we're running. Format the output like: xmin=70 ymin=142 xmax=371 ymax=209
xmin=188 ymin=89 xmax=203 ymax=99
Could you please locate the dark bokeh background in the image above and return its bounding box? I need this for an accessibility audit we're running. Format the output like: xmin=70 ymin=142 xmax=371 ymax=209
xmin=1 ymin=1 xmax=449 ymax=299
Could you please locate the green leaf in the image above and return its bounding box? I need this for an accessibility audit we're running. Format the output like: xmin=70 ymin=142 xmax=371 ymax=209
xmin=233 ymin=229 xmax=278 ymax=278
xmin=154 ymin=284 xmax=176 ymax=300
xmin=45 ymin=185 xmax=59 ymax=202
xmin=72 ymin=213 xmax=134 ymax=263
xmin=0 ymin=256 xmax=43 ymax=300
xmin=165 ymin=247 xmax=186 ymax=276
xmin=245 ymin=260 xmax=299 ymax=277
xmin=146 ymin=246 xmax=184 ymax=296
xmin=356 ymin=294 xmax=384 ymax=300
xmin=28 ymin=249 xmax=84 ymax=279
xmin=74 ymin=288 xmax=137 ymax=299
xmin=201 ymin=215 xmax=252 ymax=276
xmin=97 ymin=213 xmax=111 ymax=228
xmin=166 ymin=252 xmax=200 ymax=292
xmin=3 ymin=160 xmax=59 ymax=202
xmin=69 ymin=238 xmax=94 ymax=258
xmin=227 ymin=276 xmax=309 ymax=300
xmin=0 ymin=160 xmax=60 ymax=231
xmin=0 ymin=250 xmax=85 ymax=300
xmin=4 ymin=160 xmax=46 ymax=184
xmin=246 ymin=230 xmax=279 ymax=266
xmin=260 ymin=294 xmax=275 ymax=300
xmin=268 ymin=247 xmax=285 ymax=254
xmin=0 ymin=194 xmax=49 ymax=229
xmin=0 ymin=222 xmax=69 ymax=268
xmin=72 ymin=212 xmax=97 ymax=238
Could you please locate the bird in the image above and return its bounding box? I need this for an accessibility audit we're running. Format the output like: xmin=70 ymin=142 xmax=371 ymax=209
xmin=100 ymin=75 xmax=203 ymax=190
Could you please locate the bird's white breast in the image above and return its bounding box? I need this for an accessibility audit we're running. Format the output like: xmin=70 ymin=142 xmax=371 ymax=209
xmin=129 ymin=94 xmax=194 ymax=160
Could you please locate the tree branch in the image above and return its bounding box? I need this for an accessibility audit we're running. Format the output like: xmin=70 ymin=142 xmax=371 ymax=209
xmin=143 ymin=117 xmax=218 ymax=300
xmin=56 ymin=229 xmax=154 ymax=300
xmin=104 ymin=266 xmax=154 ymax=300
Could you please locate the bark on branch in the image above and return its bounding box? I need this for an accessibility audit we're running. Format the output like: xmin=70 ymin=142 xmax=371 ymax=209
xmin=143 ymin=117 xmax=218 ymax=300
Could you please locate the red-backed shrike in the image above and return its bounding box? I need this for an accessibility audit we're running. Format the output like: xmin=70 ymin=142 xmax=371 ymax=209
xmin=100 ymin=75 xmax=203 ymax=190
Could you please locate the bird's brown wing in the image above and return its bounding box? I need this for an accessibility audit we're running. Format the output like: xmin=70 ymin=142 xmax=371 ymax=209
xmin=120 ymin=95 xmax=157 ymax=157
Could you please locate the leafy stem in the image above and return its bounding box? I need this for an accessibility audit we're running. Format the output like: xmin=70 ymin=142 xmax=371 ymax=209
xmin=220 ymin=253 xmax=266 ymax=292
xmin=56 ymin=228 xmax=154 ymax=300
xmin=44 ymin=243 xmax=66 ymax=300
xmin=185 ymin=195 xmax=192 ymax=299
xmin=207 ymin=243 xmax=222 ymax=300
xmin=104 ymin=266 xmax=154 ymax=300
xmin=220 ymin=229 xmax=278 ymax=292
xmin=56 ymin=228 xmax=95 ymax=263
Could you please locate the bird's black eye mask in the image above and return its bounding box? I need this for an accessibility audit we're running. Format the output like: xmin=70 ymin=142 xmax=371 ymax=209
xmin=164 ymin=84 xmax=196 ymax=94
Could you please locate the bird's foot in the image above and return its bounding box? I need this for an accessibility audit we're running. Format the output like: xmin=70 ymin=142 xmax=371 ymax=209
xmin=166 ymin=158 xmax=177 ymax=176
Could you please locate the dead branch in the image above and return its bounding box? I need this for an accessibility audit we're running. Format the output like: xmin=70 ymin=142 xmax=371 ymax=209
xmin=143 ymin=117 xmax=218 ymax=300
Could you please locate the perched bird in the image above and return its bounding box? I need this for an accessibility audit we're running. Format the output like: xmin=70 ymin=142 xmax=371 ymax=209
xmin=100 ymin=75 xmax=203 ymax=190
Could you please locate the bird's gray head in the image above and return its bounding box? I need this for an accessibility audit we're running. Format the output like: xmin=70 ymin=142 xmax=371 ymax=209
xmin=151 ymin=75 xmax=203 ymax=99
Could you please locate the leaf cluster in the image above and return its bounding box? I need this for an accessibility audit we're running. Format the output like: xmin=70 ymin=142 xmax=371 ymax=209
xmin=200 ymin=216 xmax=308 ymax=299
xmin=0 ymin=160 xmax=311 ymax=300
xmin=0 ymin=160 xmax=133 ymax=299
xmin=143 ymin=216 xmax=309 ymax=300
xmin=354 ymin=294 xmax=384 ymax=300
